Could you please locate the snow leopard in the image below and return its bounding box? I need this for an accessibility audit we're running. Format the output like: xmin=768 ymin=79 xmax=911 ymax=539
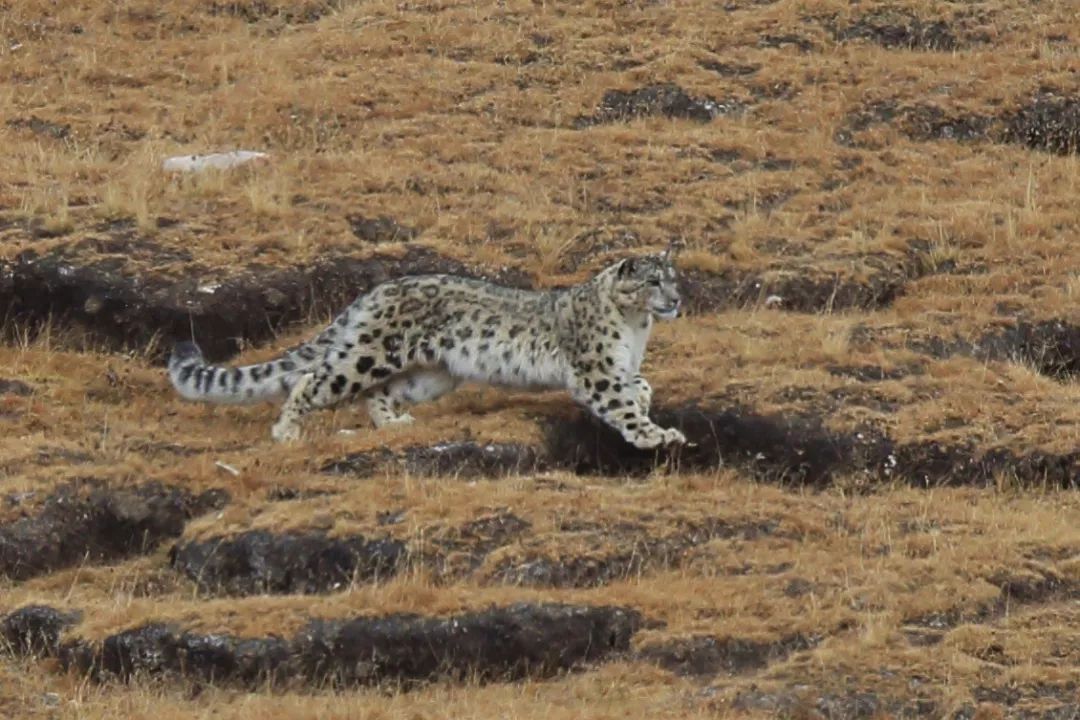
xmin=169 ymin=244 xmax=687 ymax=450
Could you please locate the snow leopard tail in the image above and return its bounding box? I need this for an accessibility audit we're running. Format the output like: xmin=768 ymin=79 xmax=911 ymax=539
xmin=169 ymin=304 xmax=361 ymax=404
xmin=168 ymin=338 xmax=327 ymax=405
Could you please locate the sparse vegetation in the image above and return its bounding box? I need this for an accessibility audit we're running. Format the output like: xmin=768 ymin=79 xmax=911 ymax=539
xmin=1 ymin=0 xmax=1079 ymax=718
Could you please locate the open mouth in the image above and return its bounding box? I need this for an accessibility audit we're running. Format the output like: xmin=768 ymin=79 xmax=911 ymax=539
xmin=652 ymin=304 xmax=679 ymax=319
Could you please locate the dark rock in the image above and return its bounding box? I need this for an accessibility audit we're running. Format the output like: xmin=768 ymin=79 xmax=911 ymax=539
xmin=574 ymin=84 xmax=740 ymax=128
xmin=638 ymin=633 xmax=816 ymax=677
xmin=345 ymin=215 xmax=419 ymax=244
xmin=0 ymin=481 xmax=228 ymax=581
xmin=170 ymin=530 xmax=407 ymax=596
xmin=61 ymin=603 xmax=642 ymax=689
xmin=1 ymin=605 xmax=81 ymax=657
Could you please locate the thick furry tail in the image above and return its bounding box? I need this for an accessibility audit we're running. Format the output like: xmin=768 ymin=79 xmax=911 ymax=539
xmin=168 ymin=341 xmax=308 ymax=405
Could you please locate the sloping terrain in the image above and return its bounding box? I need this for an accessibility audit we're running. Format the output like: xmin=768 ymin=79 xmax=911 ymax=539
xmin=1 ymin=0 xmax=1079 ymax=718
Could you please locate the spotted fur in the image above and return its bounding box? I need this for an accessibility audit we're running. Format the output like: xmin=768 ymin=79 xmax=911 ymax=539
xmin=168 ymin=245 xmax=687 ymax=450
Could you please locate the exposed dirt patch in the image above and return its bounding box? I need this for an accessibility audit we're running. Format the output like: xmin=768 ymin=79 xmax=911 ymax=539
xmin=170 ymin=530 xmax=407 ymax=596
xmin=59 ymin=603 xmax=642 ymax=689
xmin=837 ymin=100 xmax=993 ymax=148
xmin=425 ymin=510 xmax=533 ymax=580
xmin=700 ymin=60 xmax=760 ymax=77
xmin=896 ymin=318 xmax=1080 ymax=381
xmin=207 ymin=1 xmax=335 ymax=25
xmin=1002 ymin=92 xmax=1080 ymax=155
xmin=679 ymin=266 xmax=907 ymax=314
xmin=544 ymin=405 xmax=1080 ymax=489
xmin=5 ymin=115 xmax=71 ymax=140
xmin=323 ymin=441 xmax=547 ymax=478
xmin=840 ymin=93 xmax=1080 ymax=156
xmin=318 ymin=402 xmax=1078 ymax=488
xmin=0 ymin=245 xmax=532 ymax=362
xmin=168 ymin=511 xmax=788 ymax=597
xmin=826 ymin=8 xmax=991 ymax=51
xmin=573 ymin=84 xmax=745 ymax=128
xmin=825 ymin=364 xmax=922 ymax=382
xmin=0 ymin=481 xmax=228 ymax=581
xmin=638 ymin=632 xmax=817 ymax=678
xmin=729 ymin=686 xmax=941 ymax=718
xmin=756 ymin=33 xmax=816 ymax=53
xmin=1 ymin=605 xmax=81 ymax=658
xmin=0 ymin=379 xmax=33 ymax=396
xmin=977 ymin=319 xmax=1080 ymax=380
xmin=903 ymin=563 xmax=1078 ymax=643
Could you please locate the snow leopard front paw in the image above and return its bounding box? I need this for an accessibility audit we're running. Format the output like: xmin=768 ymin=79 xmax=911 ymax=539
xmin=630 ymin=425 xmax=686 ymax=450
xmin=271 ymin=421 xmax=301 ymax=443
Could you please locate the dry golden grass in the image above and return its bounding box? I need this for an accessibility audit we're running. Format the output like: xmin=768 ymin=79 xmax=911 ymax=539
xmin=2 ymin=0 xmax=1080 ymax=717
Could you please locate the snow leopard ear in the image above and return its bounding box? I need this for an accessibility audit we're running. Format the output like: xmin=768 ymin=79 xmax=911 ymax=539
xmin=617 ymin=258 xmax=636 ymax=278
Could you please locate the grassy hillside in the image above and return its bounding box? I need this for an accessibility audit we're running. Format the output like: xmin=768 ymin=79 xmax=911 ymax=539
xmin=1 ymin=0 xmax=1078 ymax=718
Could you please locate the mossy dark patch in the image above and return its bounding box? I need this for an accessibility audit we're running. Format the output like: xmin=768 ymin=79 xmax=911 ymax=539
xmin=59 ymin=603 xmax=642 ymax=689
xmin=207 ymin=1 xmax=335 ymax=24
xmin=829 ymin=9 xmax=968 ymax=51
xmin=679 ymin=266 xmax=907 ymax=314
xmin=1 ymin=605 xmax=81 ymax=658
xmin=321 ymin=401 xmax=1080 ymax=490
xmin=170 ymin=530 xmax=407 ymax=596
xmin=638 ymin=632 xmax=817 ymax=677
xmin=899 ymin=318 xmax=1080 ymax=381
xmin=545 ymin=405 xmax=1080 ymax=489
xmin=1002 ymin=92 xmax=1080 ymax=155
xmin=346 ymin=215 xmax=419 ymax=244
xmin=0 ymin=379 xmax=33 ymax=396
xmin=840 ymin=93 xmax=1080 ymax=156
xmin=903 ymin=565 xmax=1078 ymax=642
xmin=5 ymin=116 xmax=71 ymax=140
xmin=323 ymin=442 xmax=547 ymax=478
xmin=0 ymin=245 xmax=531 ymax=362
xmin=0 ymin=481 xmax=228 ymax=581
xmin=573 ymin=84 xmax=743 ymax=128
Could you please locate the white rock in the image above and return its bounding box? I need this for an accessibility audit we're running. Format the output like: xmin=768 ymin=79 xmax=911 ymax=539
xmin=162 ymin=151 xmax=269 ymax=173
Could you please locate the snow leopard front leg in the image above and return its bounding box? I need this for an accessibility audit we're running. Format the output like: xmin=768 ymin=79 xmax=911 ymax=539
xmin=632 ymin=374 xmax=653 ymax=414
xmin=569 ymin=366 xmax=685 ymax=450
